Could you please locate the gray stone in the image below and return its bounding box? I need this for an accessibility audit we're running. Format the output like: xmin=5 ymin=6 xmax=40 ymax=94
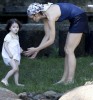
xmin=43 ymin=90 xmax=57 ymax=96
xmin=18 ymin=91 xmax=62 ymax=100
xmin=18 ymin=92 xmax=29 ymax=100
xmin=43 ymin=90 xmax=62 ymax=100
xmin=33 ymin=94 xmax=46 ymax=100
xmin=0 ymin=87 xmax=20 ymax=100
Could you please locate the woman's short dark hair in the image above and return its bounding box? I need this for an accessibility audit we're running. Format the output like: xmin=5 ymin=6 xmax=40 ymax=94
xmin=5 ymin=18 xmax=22 ymax=32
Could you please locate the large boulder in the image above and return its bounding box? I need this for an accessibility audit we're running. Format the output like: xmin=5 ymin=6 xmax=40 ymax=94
xmin=0 ymin=87 xmax=20 ymax=100
xmin=59 ymin=84 xmax=93 ymax=100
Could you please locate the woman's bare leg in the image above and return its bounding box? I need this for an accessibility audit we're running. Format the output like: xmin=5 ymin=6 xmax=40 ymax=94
xmin=55 ymin=57 xmax=69 ymax=84
xmin=65 ymin=33 xmax=83 ymax=83
xmin=56 ymin=33 xmax=83 ymax=84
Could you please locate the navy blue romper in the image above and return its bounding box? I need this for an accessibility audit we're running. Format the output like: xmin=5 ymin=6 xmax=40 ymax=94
xmin=57 ymin=3 xmax=89 ymax=34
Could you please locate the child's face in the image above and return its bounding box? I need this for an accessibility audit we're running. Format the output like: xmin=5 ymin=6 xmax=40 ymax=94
xmin=9 ymin=22 xmax=19 ymax=34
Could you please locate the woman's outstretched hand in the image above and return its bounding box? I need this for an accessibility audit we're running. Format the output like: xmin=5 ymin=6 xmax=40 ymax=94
xmin=29 ymin=51 xmax=38 ymax=59
xmin=24 ymin=47 xmax=38 ymax=57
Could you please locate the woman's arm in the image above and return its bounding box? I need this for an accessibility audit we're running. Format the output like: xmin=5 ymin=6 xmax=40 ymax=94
xmin=35 ymin=5 xmax=59 ymax=51
xmin=38 ymin=19 xmax=51 ymax=47
xmin=25 ymin=19 xmax=51 ymax=58
xmin=25 ymin=18 xmax=56 ymax=57
xmin=37 ymin=18 xmax=56 ymax=48
xmin=36 ymin=18 xmax=56 ymax=51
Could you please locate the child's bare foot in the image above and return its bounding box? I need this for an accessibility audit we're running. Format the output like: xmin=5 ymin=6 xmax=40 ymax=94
xmin=1 ymin=79 xmax=9 ymax=86
xmin=16 ymin=83 xmax=25 ymax=87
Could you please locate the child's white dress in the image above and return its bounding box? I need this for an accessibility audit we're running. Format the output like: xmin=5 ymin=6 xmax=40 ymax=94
xmin=2 ymin=34 xmax=21 ymax=66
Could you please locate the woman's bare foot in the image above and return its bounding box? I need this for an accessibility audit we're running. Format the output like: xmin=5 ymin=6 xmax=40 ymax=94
xmin=53 ymin=80 xmax=65 ymax=85
xmin=1 ymin=79 xmax=9 ymax=86
xmin=90 ymin=62 xmax=93 ymax=66
xmin=64 ymin=80 xmax=74 ymax=85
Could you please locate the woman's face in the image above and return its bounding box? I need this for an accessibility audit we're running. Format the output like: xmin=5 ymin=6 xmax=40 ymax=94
xmin=29 ymin=13 xmax=43 ymax=22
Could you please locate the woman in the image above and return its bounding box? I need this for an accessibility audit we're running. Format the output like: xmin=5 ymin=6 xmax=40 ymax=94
xmin=25 ymin=2 xmax=89 ymax=84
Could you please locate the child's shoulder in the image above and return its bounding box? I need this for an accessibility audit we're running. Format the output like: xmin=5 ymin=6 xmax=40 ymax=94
xmin=4 ymin=33 xmax=12 ymax=40
xmin=5 ymin=33 xmax=11 ymax=38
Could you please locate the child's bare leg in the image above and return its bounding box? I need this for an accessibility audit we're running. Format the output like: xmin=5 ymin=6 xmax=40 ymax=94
xmin=14 ymin=71 xmax=24 ymax=86
xmin=14 ymin=60 xmax=24 ymax=86
xmin=1 ymin=79 xmax=9 ymax=86
xmin=1 ymin=59 xmax=17 ymax=86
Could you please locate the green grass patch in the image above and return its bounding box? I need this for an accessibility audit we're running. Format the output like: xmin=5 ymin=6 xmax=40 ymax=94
xmin=0 ymin=56 xmax=93 ymax=94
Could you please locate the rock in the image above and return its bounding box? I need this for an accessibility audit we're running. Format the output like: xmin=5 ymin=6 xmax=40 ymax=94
xmin=59 ymin=85 xmax=93 ymax=100
xmin=33 ymin=94 xmax=46 ymax=100
xmin=0 ymin=87 xmax=20 ymax=100
xmin=43 ymin=90 xmax=57 ymax=96
xmin=43 ymin=90 xmax=62 ymax=100
xmin=18 ymin=92 xmax=28 ymax=100
xmin=18 ymin=90 xmax=63 ymax=100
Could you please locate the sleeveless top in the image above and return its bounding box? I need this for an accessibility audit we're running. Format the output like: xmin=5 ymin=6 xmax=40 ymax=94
xmin=57 ymin=3 xmax=85 ymax=22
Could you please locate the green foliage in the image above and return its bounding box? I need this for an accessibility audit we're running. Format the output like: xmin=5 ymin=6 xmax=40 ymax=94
xmin=0 ymin=56 xmax=93 ymax=94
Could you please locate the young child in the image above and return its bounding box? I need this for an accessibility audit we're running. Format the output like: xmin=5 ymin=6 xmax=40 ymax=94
xmin=1 ymin=19 xmax=24 ymax=86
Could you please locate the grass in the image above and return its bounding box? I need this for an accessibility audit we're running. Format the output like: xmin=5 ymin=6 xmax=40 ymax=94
xmin=0 ymin=55 xmax=93 ymax=94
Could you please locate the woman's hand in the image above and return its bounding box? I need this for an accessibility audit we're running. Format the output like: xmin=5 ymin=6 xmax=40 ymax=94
xmin=24 ymin=47 xmax=38 ymax=57
xmin=29 ymin=51 xmax=38 ymax=59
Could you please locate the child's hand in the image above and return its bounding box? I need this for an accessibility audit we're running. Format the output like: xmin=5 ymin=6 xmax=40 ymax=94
xmin=20 ymin=47 xmax=23 ymax=53
xmin=9 ymin=55 xmax=13 ymax=59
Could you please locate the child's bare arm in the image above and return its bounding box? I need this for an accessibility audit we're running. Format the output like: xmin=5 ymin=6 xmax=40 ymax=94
xmin=4 ymin=42 xmax=13 ymax=59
